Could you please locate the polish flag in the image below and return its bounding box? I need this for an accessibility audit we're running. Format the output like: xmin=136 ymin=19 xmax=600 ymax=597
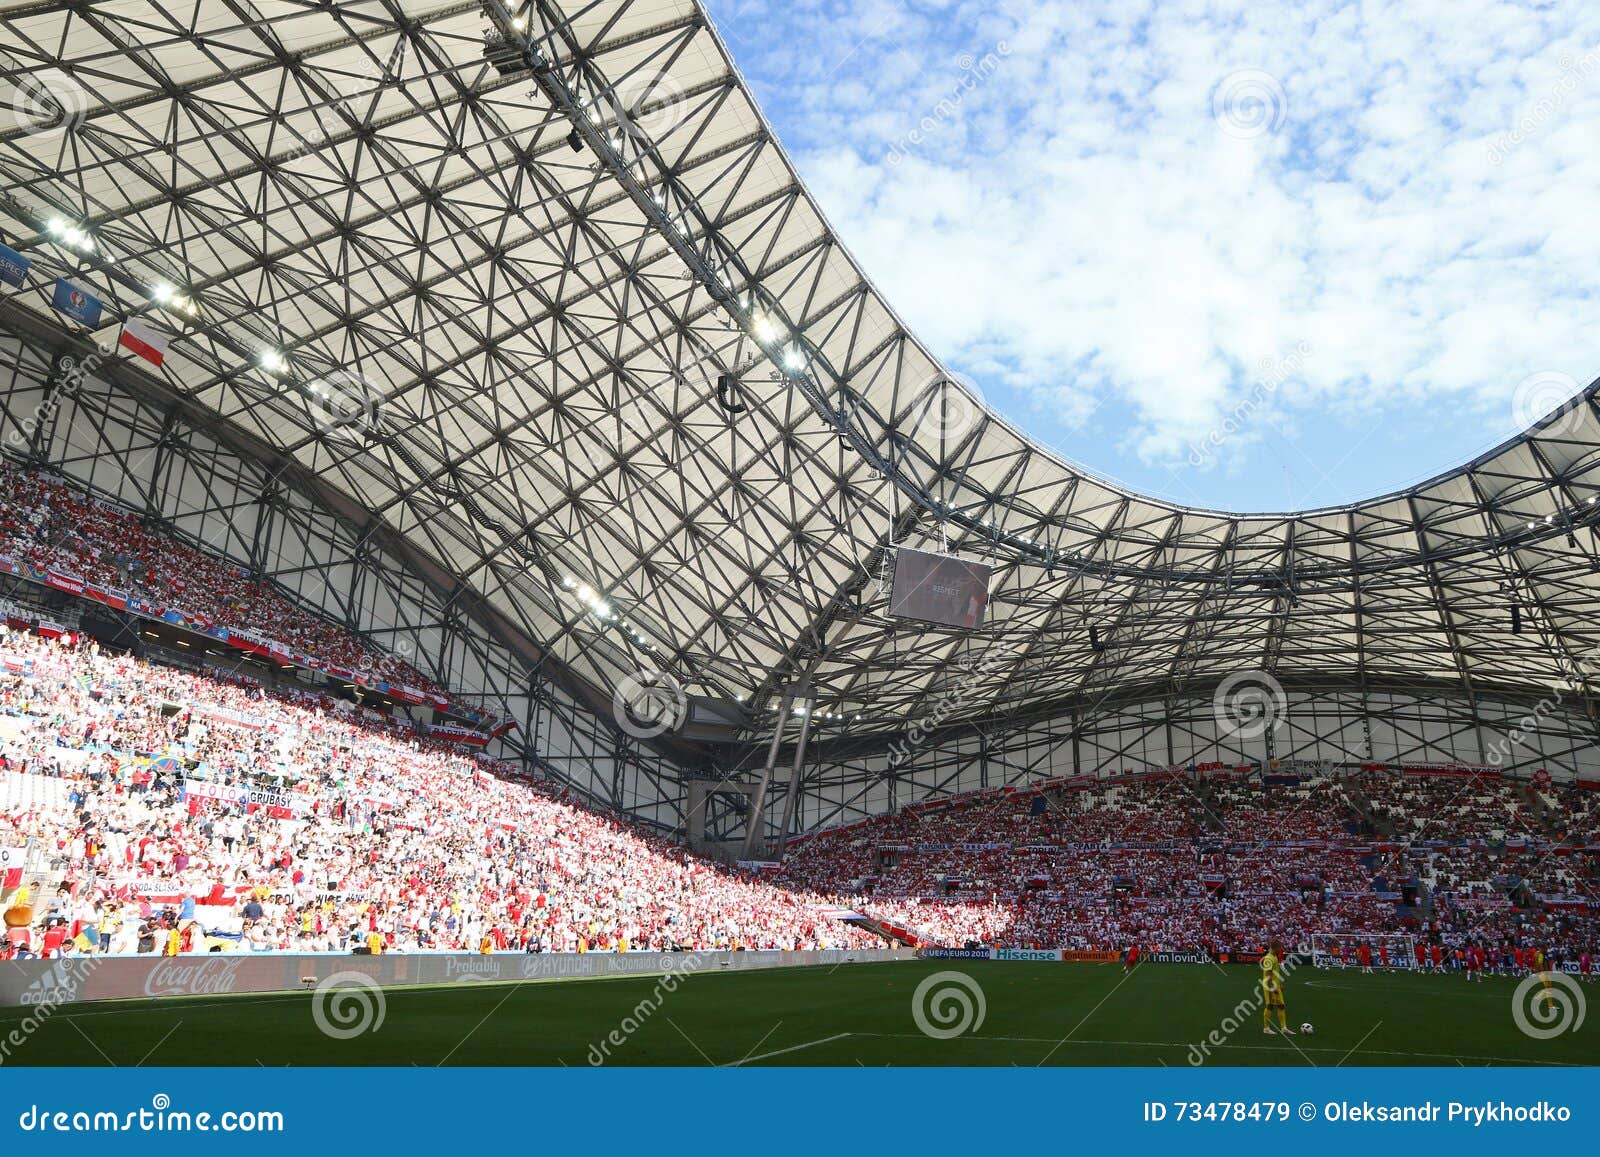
xmin=118 ymin=316 xmax=169 ymax=367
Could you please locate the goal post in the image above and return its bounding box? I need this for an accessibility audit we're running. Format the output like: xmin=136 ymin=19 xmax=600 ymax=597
xmin=1306 ymin=933 xmax=1417 ymax=969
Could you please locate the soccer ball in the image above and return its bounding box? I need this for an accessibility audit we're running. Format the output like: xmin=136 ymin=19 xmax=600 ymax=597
xmin=1300 ymin=1022 xmax=1315 ymax=1035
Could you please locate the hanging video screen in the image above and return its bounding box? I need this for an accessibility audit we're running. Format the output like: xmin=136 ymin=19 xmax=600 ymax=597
xmin=888 ymin=547 xmax=992 ymax=629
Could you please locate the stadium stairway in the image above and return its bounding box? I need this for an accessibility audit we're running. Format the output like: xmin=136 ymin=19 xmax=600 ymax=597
xmin=1340 ymin=781 xmax=1398 ymax=838
xmin=1193 ymin=783 xmax=1225 ymax=831
xmin=1526 ymin=788 xmax=1562 ymax=834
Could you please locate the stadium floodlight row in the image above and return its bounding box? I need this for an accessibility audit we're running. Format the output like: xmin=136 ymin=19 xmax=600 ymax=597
xmin=1 ymin=0 xmax=1598 ymax=852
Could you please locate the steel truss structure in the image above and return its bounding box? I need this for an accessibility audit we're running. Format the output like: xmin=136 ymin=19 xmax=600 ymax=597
xmin=2 ymin=1 xmax=1599 ymax=841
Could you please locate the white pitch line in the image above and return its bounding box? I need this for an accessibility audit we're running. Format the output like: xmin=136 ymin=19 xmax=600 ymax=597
xmin=725 ymin=1032 xmax=853 ymax=1066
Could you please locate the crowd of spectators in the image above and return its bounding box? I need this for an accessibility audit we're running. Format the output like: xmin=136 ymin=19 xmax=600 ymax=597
xmin=0 ymin=629 xmax=878 ymax=957
xmin=0 ymin=464 xmax=443 ymax=695
xmin=776 ymin=766 xmax=1599 ymax=958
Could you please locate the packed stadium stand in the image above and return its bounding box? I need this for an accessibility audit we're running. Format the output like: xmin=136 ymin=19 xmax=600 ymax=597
xmin=0 ymin=581 xmax=1593 ymax=962
xmin=0 ymin=627 xmax=881 ymax=955
xmin=775 ymin=774 xmax=1598 ymax=958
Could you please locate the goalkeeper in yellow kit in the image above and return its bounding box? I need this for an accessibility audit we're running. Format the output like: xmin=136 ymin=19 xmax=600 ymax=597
xmin=1261 ymin=940 xmax=1295 ymax=1035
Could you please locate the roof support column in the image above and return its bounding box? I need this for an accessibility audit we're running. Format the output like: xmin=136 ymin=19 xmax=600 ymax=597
xmin=740 ymin=687 xmax=794 ymax=860
xmin=775 ymin=692 xmax=818 ymax=854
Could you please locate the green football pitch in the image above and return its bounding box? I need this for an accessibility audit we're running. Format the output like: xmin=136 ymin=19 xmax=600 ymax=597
xmin=1 ymin=961 xmax=1593 ymax=1067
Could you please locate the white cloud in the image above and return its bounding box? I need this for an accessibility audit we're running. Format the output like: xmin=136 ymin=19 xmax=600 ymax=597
xmin=713 ymin=0 xmax=1600 ymax=498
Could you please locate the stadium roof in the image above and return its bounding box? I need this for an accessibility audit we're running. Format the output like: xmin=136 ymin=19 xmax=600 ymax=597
xmin=2 ymin=0 xmax=1599 ymax=741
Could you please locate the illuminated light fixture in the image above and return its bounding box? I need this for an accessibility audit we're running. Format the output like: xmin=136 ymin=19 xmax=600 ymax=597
xmin=46 ymin=220 xmax=94 ymax=252
xmin=561 ymin=575 xmax=576 ymax=589
xmin=577 ymin=583 xmax=595 ymax=603
xmin=782 ymin=346 xmax=807 ymax=373
xmin=512 ymin=15 xmax=527 ymax=30
xmin=259 ymin=349 xmax=287 ymax=373
xmin=752 ymin=312 xmax=781 ymax=344
xmin=153 ymin=283 xmax=174 ymax=303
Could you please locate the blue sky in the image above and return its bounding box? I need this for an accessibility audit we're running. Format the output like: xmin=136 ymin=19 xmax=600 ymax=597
xmin=700 ymin=0 xmax=1600 ymax=513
